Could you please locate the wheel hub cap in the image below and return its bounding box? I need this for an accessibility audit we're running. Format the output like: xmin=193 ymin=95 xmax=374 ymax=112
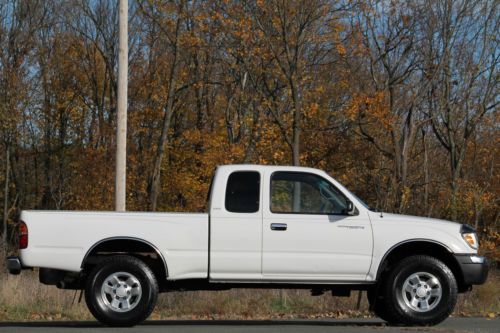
xmin=402 ymin=272 xmax=442 ymax=312
xmin=101 ymin=272 xmax=142 ymax=312
xmin=416 ymin=286 xmax=427 ymax=298
xmin=116 ymin=285 xmax=128 ymax=298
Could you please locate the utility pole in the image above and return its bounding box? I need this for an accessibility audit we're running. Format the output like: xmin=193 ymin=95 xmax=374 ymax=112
xmin=115 ymin=0 xmax=128 ymax=212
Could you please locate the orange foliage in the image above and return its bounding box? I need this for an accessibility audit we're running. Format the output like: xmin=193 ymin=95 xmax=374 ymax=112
xmin=0 ymin=0 xmax=497 ymax=257
xmin=345 ymin=92 xmax=393 ymax=130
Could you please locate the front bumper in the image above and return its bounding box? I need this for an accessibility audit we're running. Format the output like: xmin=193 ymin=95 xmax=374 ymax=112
xmin=6 ymin=256 xmax=22 ymax=275
xmin=454 ymin=254 xmax=489 ymax=285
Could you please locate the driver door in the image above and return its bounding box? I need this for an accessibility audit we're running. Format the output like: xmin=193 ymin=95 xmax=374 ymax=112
xmin=262 ymin=171 xmax=373 ymax=281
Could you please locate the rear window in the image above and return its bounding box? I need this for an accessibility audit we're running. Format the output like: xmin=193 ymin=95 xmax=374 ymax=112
xmin=225 ymin=171 xmax=260 ymax=213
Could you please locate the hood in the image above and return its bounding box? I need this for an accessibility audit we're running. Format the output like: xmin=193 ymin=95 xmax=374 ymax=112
xmin=376 ymin=212 xmax=460 ymax=227
xmin=370 ymin=212 xmax=463 ymax=235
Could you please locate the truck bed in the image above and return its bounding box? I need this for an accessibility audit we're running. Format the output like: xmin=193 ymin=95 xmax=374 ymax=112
xmin=20 ymin=210 xmax=209 ymax=280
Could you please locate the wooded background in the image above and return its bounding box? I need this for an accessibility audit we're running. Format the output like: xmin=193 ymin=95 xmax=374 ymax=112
xmin=0 ymin=0 xmax=498 ymax=258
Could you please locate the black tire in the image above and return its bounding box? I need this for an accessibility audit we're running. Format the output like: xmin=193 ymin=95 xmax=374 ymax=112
xmin=367 ymin=287 xmax=397 ymax=323
xmin=381 ymin=255 xmax=457 ymax=326
xmin=85 ymin=255 xmax=159 ymax=326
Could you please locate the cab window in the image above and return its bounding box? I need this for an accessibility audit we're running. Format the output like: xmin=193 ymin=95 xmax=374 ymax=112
xmin=270 ymin=172 xmax=348 ymax=215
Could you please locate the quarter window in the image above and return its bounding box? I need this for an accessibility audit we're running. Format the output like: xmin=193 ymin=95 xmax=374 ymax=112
xmin=271 ymin=172 xmax=348 ymax=215
xmin=225 ymin=171 xmax=260 ymax=213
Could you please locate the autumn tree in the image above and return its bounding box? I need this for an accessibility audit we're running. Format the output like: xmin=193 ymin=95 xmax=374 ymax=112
xmin=251 ymin=0 xmax=334 ymax=166
xmin=0 ymin=0 xmax=497 ymax=256
xmin=137 ymin=1 xmax=189 ymax=211
xmin=419 ymin=0 xmax=499 ymax=220
xmin=0 ymin=0 xmax=47 ymax=248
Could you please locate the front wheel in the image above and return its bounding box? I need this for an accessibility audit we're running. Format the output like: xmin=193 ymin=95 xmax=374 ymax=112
xmin=381 ymin=255 xmax=457 ymax=326
xmin=85 ymin=255 xmax=159 ymax=326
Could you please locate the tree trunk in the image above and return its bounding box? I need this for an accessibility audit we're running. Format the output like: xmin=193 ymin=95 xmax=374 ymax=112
xmin=57 ymin=107 xmax=67 ymax=209
xmin=2 ymin=146 xmax=9 ymax=250
xmin=243 ymin=104 xmax=260 ymax=164
xmin=290 ymin=76 xmax=301 ymax=211
xmin=148 ymin=104 xmax=175 ymax=211
xmin=422 ymin=130 xmax=430 ymax=216
xmin=148 ymin=22 xmax=180 ymax=211
xmin=290 ymin=78 xmax=301 ymax=167
xmin=42 ymin=115 xmax=52 ymax=209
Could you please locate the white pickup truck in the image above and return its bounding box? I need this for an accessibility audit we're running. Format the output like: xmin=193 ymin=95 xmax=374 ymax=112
xmin=6 ymin=165 xmax=488 ymax=326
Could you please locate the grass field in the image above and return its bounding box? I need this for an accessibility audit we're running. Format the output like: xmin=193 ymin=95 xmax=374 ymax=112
xmin=0 ymin=265 xmax=498 ymax=322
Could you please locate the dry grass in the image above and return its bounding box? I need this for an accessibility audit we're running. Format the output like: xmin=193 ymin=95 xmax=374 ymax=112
xmin=0 ymin=269 xmax=91 ymax=321
xmin=0 ymin=264 xmax=498 ymax=322
xmin=453 ymin=267 xmax=500 ymax=317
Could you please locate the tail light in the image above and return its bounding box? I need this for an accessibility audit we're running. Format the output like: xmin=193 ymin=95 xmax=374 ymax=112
xmin=19 ymin=221 xmax=28 ymax=249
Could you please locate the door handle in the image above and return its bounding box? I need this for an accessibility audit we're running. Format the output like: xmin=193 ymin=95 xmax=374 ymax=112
xmin=270 ymin=223 xmax=287 ymax=231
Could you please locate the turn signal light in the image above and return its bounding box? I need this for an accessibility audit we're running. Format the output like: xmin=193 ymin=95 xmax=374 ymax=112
xmin=19 ymin=221 xmax=28 ymax=249
xmin=462 ymin=233 xmax=478 ymax=250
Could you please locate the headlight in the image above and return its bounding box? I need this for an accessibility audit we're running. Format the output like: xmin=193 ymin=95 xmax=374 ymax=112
xmin=461 ymin=224 xmax=479 ymax=250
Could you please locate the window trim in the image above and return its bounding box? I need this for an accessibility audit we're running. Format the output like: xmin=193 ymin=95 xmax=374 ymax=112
xmin=224 ymin=170 xmax=261 ymax=214
xmin=269 ymin=171 xmax=352 ymax=216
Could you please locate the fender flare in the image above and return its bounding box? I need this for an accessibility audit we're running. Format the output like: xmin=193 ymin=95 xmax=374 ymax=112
xmin=81 ymin=236 xmax=168 ymax=277
xmin=375 ymin=238 xmax=454 ymax=281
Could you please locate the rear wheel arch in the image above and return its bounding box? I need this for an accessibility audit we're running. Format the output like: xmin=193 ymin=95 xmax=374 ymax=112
xmin=81 ymin=237 xmax=168 ymax=282
xmin=376 ymin=240 xmax=465 ymax=291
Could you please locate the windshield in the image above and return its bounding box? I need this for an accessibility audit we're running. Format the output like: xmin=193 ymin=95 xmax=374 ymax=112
xmin=344 ymin=189 xmax=373 ymax=211
xmin=331 ymin=178 xmax=374 ymax=211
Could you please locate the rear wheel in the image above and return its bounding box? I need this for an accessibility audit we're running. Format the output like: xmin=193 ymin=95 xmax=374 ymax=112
xmin=85 ymin=255 xmax=158 ymax=326
xmin=379 ymin=255 xmax=457 ymax=325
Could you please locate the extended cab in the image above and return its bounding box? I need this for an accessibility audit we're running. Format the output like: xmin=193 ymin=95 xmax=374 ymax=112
xmin=6 ymin=165 xmax=488 ymax=326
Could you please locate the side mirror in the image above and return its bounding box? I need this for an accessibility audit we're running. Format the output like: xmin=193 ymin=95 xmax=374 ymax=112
xmin=346 ymin=200 xmax=355 ymax=215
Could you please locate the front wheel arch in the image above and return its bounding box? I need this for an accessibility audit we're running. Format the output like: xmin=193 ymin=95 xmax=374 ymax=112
xmin=376 ymin=240 xmax=465 ymax=291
